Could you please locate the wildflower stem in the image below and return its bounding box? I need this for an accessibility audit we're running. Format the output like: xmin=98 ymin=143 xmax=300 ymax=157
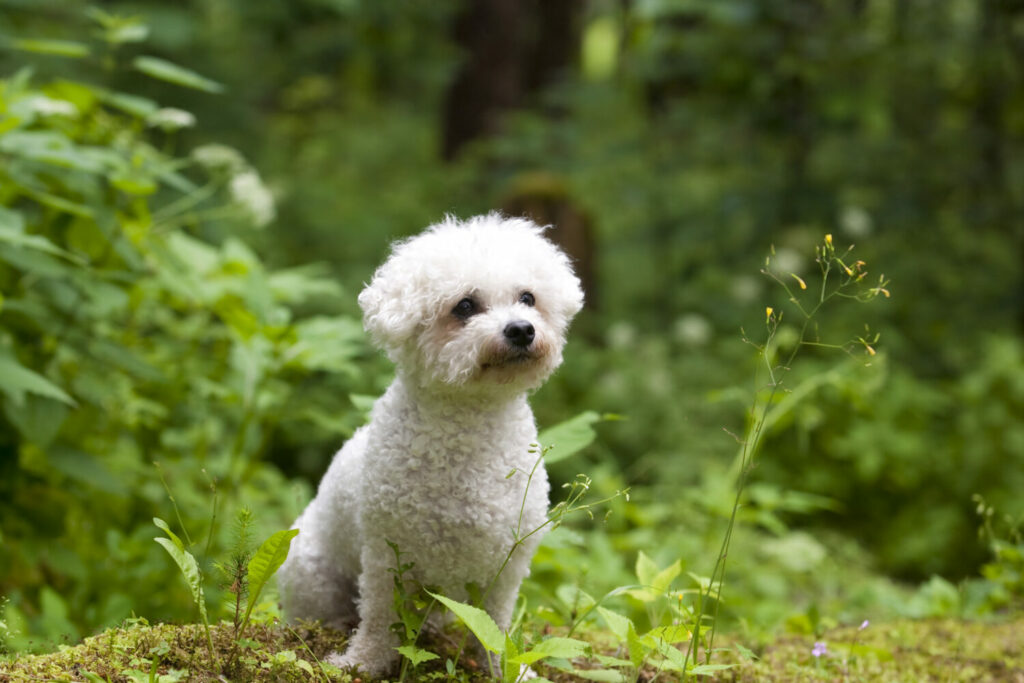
xmin=689 ymin=237 xmax=886 ymax=675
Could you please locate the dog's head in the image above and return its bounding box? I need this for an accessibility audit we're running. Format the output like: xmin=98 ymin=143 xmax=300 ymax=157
xmin=358 ymin=214 xmax=584 ymax=395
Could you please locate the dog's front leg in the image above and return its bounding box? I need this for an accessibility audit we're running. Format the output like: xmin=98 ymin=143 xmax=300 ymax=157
xmin=328 ymin=539 xmax=400 ymax=676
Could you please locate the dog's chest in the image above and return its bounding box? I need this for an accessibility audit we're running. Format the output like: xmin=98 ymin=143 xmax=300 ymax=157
xmin=359 ymin=406 xmax=548 ymax=578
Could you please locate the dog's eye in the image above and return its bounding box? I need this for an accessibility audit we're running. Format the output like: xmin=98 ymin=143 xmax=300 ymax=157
xmin=452 ymin=297 xmax=478 ymax=320
xmin=518 ymin=291 xmax=535 ymax=307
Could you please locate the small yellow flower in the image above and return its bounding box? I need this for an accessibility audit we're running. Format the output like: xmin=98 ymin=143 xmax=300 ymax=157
xmin=865 ymin=344 xmax=876 ymax=356
xmin=766 ymin=306 xmax=774 ymax=322
xmin=791 ymin=274 xmax=807 ymax=290
xmin=844 ymin=265 xmax=853 ymax=276
xmin=825 ymin=233 xmax=833 ymax=246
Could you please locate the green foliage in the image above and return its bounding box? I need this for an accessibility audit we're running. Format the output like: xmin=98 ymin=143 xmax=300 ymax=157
xmin=430 ymin=591 xmax=595 ymax=682
xmin=973 ymin=496 xmax=1024 ymax=611
xmin=0 ymin=16 xmax=366 ymax=650
xmin=152 ymin=510 xmax=303 ymax=677
xmin=755 ymin=336 xmax=1024 ymax=578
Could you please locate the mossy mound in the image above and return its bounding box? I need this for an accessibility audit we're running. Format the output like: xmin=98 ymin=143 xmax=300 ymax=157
xmin=0 ymin=618 xmax=349 ymax=682
xmin=2 ymin=617 xmax=1023 ymax=682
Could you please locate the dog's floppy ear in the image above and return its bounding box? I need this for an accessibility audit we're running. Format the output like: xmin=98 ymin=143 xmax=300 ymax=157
xmin=358 ymin=272 xmax=422 ymax=356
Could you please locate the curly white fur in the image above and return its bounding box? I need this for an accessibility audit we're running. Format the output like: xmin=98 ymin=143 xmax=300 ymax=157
xmin=278 ymin=214 xmax=584 ymax=676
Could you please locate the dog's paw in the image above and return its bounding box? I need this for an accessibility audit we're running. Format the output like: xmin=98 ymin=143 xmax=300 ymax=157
xmin=326 ymin=651 xmax=365 ymax=673
xmin=327 ymin=649 xmax=394 ymax=677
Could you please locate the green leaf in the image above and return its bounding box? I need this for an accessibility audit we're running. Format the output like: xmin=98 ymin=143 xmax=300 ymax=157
xmin=503 ymin=634 xmax=520 ymax=682
xmin=285 ymin=317 xmax=363 ymax=372
xmin=268 ymin=265 xmax=343 ymax=303
xmin=0 ymin=206 xmax=24 ymax=232
xmin=132 ymin=56 xmax=225 ymax=93
xmin=240 ymin=528 xmax=299 ymax=629
xmin=109 ymin=171 xmax=158 ymax=196
xmin=593 ymin=653 xmax=633 ymax=668
xmin=13 ymin=181 xmax=95 ymax=217
xmin=628 ymin=553 xmax=683 ymax=602
xmin=2 ymin=392 xmax=67 ymax=447
xmin=688 ymin=663 xmax=733 ymax=676
xmin=635 ymin=551 xmax=660 ymax=588
xmin=0 ymin=208 xmax=81 ymax=261
xmin=555 ymin=584 xmax=596 ymax=614
xmin=643 ymin=624 xmax=690 ymax=645
xmin=0 ymin=224 xmax=70 ymax=257
xmin=734 ymin=643 xmax=758 ymax=661
xmin=596 ymin=607 xmax=633 ymax=641
xmin=628 ymin=557 xmax=682 ymax=602
xmin=48 ymin=446 xmax=126 ymax=496
xmin=39 ymin=586 xmax=78 ymax=641
xmin=153 ymin=529 xmax=207 ymax=623
xmin=97 ymin=89 xmax=159 ymax=118
xmin=625 ymin=620 xmax=646 ymax=669
xmin=651 ymin=640 xmax=687 ymax=672
xmin=0 ymin=354 xmax=76 ymax=407
xmin=512 ymin=637 xmax=591 ymax=666
xmin=653 ymin=559 xmax=682 ymax=592
xmin=153 ymin=517 xmax=185 ymax=550
xmin=0 ymin=131 xmax=114 ymax=174
xmin=9 ymin=39 xmax=91 ymax=58
xmin=247 ymin=528 xmax=299 ymax=601
xmin=428 ymin=592 xmax=505 ymax=654
xmin=396 ymin=645 xmax=439 ymax=666
xmin=539 ymin=411 xmax=603 ymax=463
xmin=85 ymin=9 xmax=150 ymax=45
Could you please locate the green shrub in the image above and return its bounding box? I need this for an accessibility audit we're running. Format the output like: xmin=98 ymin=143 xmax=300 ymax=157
xmin=754 ymin=336 xmax=1024 ymax=580
xmin=0 ymin=39 xmax=365 ymax=651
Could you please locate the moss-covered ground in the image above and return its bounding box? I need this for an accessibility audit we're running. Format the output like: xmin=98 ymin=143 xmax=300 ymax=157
xmin=1 ymin=617 xmax=1022 ymax=682
xmin=710 ymin=618 xmax=1024 ymax=682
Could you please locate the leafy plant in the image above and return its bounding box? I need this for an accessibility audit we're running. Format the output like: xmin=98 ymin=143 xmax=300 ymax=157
xmin=686 ymin=235 xmax=890 ymax=669
xmin=429 ymin=591 xmax=591 ymax=683
xmin=0 ymin=10 xmax=366 ymax=647
xmin=153 ymin=518 xmax=215 ymax=660
xmin=153 ymin=516 xmax=300 ymax=677
xmin=974 ymin=495 xmax=1024 ymax=611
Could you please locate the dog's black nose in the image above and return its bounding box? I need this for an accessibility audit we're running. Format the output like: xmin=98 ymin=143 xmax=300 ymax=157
xmin=504 ymin=320 xmax=535 ymax=348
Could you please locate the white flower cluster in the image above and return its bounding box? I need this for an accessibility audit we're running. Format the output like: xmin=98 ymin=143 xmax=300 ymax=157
xmin=229 ymin=170 xmax=276 ymax=228
xmin=147 ymin=107 xmax=196 ymax=132
xmin=191 ymin=145 xmax=276 ymax=228
xmin=191 ymin=144 xmax=247 ymax=173
xmin=20 ymin=95 xmax=78 ymax=118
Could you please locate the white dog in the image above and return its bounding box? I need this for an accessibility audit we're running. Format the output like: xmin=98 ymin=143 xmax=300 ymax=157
xmin=278 ymin=214 xmax=584 ymax=675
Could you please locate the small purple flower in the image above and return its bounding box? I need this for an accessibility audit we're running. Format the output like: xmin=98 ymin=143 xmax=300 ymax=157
xmin=859 ymin=619 xmax=870 ymax=631
xmin=812 ymin=641 xmax=828 ymax=658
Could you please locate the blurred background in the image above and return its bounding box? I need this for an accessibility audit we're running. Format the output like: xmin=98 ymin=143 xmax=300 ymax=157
xmin=1 ymin=0 xmax=1022 ymax=653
